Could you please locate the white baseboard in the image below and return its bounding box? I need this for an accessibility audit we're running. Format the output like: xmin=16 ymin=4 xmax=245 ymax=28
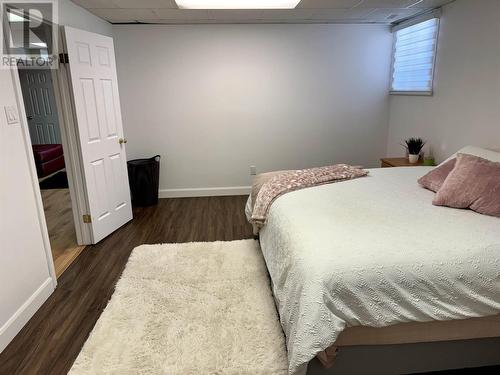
xmin=0 ymin=277 xmax=54 ymax=353
xmin=159 ymin=186 xmax=251 ymax=198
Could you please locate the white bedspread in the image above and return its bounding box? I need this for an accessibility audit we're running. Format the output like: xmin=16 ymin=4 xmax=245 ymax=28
xmin=254 ymin=167 xmax=500 ymax=375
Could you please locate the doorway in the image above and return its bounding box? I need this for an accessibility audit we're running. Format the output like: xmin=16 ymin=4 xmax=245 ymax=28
xmin=14 ymin=25 xmax=133 ymax=282
xmin=18 ymin=67 xmax=85 ymax=278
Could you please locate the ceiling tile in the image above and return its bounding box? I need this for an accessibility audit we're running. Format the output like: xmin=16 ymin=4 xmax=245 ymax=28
xmin=409 ymin=0 xmax=455 ymax=8
xmin=152 ymin=9 xmax=210 ymax=20
xmin=307 ymin=9 xmax=350 ymax=20
xmin=207 ymin=10 xmax=265 ymax=21
xmin=297 ymin=0 xmax=363 ymax=9
xmin=343 ymin=7 xmax=378 ymax=19
xmin=89 ymin=8 xmax=158 ymax=22
xmin=111 ymin=0 xmax=177 ymax=9
xmin=355 ymin=0 xmax=418 ymax=8
xmin=367 ymin=7 xmax=422 ymax=22
xmin=71 ymin=0 xmax=118 ymax=9
xmin=71 ymin=0 xmax=450 ymax=23
xmin=258 ymin=9 xmax=315 ymax=20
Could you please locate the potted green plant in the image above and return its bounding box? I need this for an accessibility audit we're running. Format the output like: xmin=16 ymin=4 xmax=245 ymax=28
xmin=402 ymin=138 xmax=425 ymax=164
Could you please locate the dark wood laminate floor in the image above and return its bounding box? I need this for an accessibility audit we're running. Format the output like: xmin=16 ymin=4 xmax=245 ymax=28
xmin=0 ymin=196 xmax=253 ymax=375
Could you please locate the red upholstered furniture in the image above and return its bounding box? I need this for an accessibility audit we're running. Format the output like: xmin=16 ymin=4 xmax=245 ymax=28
xmin=32 ymin=144 xmax=65 ymax=178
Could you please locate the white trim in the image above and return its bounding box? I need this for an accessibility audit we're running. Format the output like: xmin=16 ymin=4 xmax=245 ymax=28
xmin=10 ymin=67 xmax=57 ymax=287
xmin=392 ymin=8 xmax=442 ymax=32
xmin=159 ymin=186 xmax=251 ymax=198
xmin=0 ymin=278 xmax=54 ymax=353
xmin=390 ymin=90 xmax=433 ymax=96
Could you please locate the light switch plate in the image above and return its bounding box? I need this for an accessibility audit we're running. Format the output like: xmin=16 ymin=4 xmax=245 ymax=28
xmin=5 ymin=105 xmax=19 ymax=125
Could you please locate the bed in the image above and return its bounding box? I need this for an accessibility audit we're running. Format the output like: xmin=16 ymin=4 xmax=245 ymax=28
xmin=32 ymin=144 xmax=65 ymax=178
xmin=246 ymin=166 xmax=500 ymax=375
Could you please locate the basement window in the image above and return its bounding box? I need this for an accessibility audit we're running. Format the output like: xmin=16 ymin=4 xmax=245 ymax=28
xmin=390 ymin=12 xmax=440 ymax=95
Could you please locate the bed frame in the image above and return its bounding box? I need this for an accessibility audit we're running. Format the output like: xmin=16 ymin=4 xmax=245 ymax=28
xmin=313 ymin=314 xmax=500 ymax=374
xmin=309 ymin=338 xmax=500 ymax=374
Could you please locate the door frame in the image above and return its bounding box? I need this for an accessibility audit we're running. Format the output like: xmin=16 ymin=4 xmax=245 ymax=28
xmin=12 ymin=25 xmax=95 ymax=274
xmin=50 ymin=26 xmax=93 ymax=245
xmin=10 ymin=66 xmax=57 ymax=287
xmin=60 ymin=26 xmax=133 ymax=243
xmin=14 ymin=22 xmax=133 ymax=258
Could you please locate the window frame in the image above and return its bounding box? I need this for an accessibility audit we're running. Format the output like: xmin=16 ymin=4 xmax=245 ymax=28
xmin=390 ymin=10 xmax=441 ymax=96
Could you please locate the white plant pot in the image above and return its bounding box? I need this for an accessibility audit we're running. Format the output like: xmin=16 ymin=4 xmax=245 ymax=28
xmin=408 ymin=154 xmax=419 ymax=164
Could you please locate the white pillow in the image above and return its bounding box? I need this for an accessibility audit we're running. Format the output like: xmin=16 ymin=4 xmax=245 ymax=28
xmin=440 ymin=146 xmax=500 ymax=165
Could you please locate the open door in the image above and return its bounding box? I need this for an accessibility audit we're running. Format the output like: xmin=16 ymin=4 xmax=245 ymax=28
xmin=62 ymin=26 xmax=132 ymax=244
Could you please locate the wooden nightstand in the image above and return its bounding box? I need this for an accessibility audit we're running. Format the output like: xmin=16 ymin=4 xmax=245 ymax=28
xmin=380 ymin=157 xmax=424 ymax=168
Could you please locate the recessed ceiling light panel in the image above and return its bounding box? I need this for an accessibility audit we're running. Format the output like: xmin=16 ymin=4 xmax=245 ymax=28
xmin=175 ymin=0 xmax=301 ymax=9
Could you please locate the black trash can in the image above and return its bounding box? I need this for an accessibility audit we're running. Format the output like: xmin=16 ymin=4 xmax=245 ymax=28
xmin=127 ymin=155 xmax=160 ymax=207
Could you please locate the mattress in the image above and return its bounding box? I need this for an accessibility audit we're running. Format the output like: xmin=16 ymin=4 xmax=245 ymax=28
xmin=254 ymin=166 xmax=500 ymax=375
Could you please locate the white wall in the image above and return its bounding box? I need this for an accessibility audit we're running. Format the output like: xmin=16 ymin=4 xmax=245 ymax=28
xmin=113 ymin=24 xmax=392 ymax=196
xmin=0 ymin=69 xmax=54 ymax=352
xmin=0 ymin=0 xmax=109 ymax=353
xmin=59 ymin=0 xmax=112 ymax=36
xmin=386 ymin=0 xmax=500 ymax=162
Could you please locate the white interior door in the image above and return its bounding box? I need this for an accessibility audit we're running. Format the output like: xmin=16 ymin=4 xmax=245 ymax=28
xmin=63 ymin=26 xmax=132 ymax=243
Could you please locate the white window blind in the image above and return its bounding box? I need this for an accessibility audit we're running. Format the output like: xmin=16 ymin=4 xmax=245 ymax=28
xmin=391 ymin=17 xmax=440 ymax=94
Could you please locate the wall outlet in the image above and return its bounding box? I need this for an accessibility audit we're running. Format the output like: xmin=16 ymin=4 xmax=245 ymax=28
xmin=249 ymin=165 xmax=257 ymax=176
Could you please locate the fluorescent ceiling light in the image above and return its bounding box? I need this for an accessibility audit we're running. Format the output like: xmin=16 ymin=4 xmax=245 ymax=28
xmin=175 ymin=0 xmax=301 ymax=9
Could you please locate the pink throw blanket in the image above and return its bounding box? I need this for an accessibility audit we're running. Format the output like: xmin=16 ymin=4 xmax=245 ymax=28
xmin=250 ymin=164 xmax=368 ymax=226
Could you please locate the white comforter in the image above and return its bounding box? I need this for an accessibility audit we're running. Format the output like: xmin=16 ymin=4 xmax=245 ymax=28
xmin=252 ymin=167 xmax=500 ymax=375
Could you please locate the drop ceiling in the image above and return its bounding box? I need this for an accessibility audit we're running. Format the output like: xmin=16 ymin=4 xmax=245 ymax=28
xmin=71 ymin=0 xmax=454 ymax=24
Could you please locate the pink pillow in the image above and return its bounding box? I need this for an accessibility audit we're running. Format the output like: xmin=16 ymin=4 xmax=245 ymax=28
xmin=418 ymin=158 xmax=456 ymax=192
xmin=433 ymin=153 xmax=500 ymax=217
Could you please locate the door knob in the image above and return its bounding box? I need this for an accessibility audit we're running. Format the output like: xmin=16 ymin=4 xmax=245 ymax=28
xmin=119 ymin=138 xmax=128 ymax=145
xmin=27 ymin=115 xmax=33 ymax=120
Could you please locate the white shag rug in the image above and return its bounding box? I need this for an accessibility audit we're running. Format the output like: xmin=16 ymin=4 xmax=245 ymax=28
xmin=70 ymin=239 xmax=288 ymax=375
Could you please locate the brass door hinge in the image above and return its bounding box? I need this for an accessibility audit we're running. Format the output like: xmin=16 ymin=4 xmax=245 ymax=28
xmin=83 ymin=214 xmax=92 ymax=223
